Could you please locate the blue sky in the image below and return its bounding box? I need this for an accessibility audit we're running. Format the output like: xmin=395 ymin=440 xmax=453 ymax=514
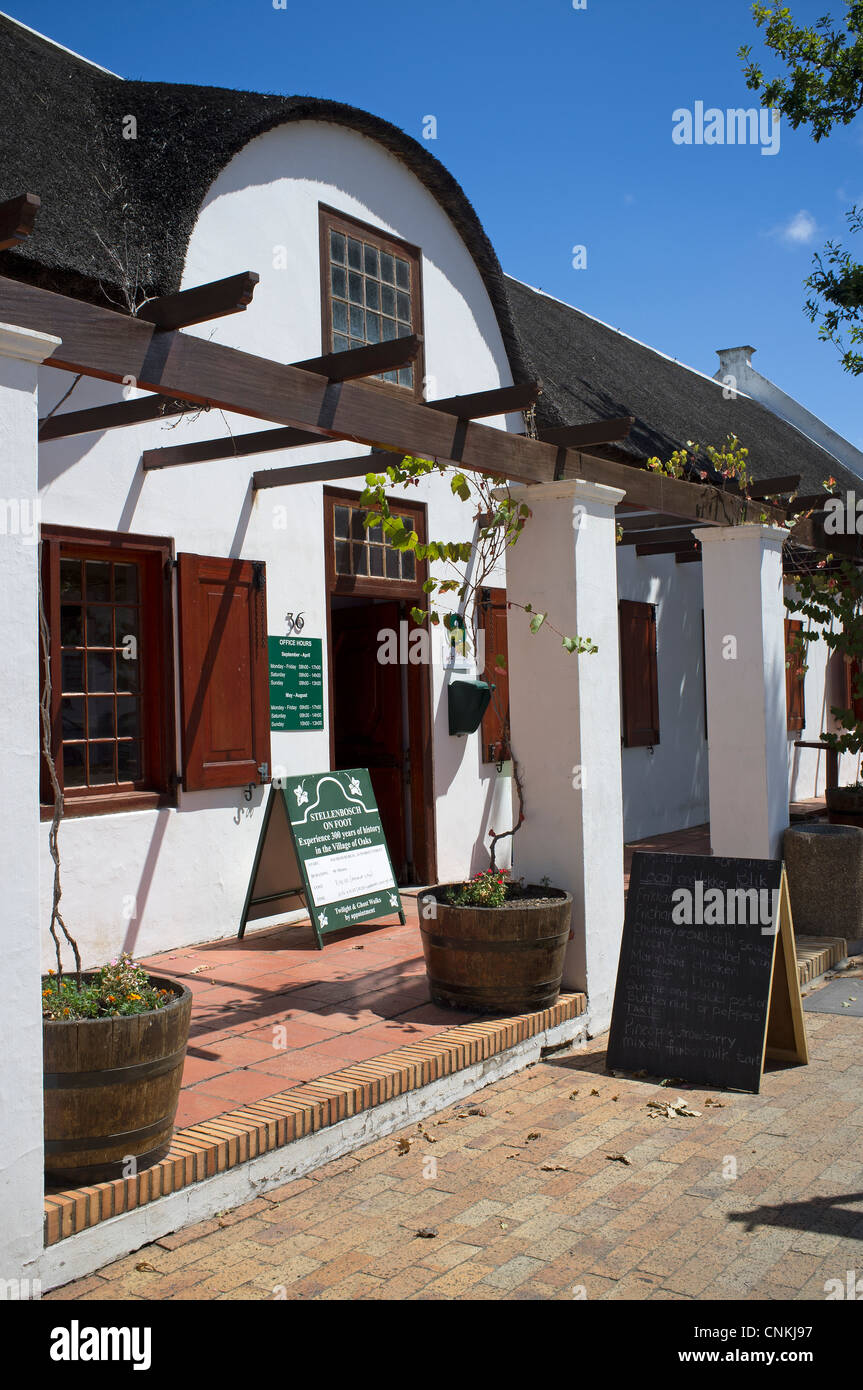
xmin=8 ymin=0 xmax=863 ymax=447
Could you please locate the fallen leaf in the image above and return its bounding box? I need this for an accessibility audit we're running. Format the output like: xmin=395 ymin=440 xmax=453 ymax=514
xmin=647 ymin=1097 xmax=701 ymax=1119
xmin=415 ymin=1227 xmax=438 ymax=1239
xmin=540 ymin=1163 xmax=570 ymax=1172
xmin=396 ymin=1136 xmax=412 ymax=1154
xmin=525 ymin=1131 xmax=541 ymax=1141
xmin=569 ymin=1090 xmax=579 ymax=1099
xmin=498 ymin=1220 xmax=509 ymax=1230
xmin=135 ymin=1261 xmax=157 ymax=1273
xmin=632 ymin=1069 xmax=649 ymax=1079
xmin=704 ymin=1097 xmax=724 ymax=1108
xmin=611 ymin=1095 xmax=619 ymax=1102
xmin=590 ymin=1088 xmax=600 ymax=1096
xmin=188 ymin=964 xmax=215 ymax=975
xmin=606 ymin=1153 xmax=631 ymax=1166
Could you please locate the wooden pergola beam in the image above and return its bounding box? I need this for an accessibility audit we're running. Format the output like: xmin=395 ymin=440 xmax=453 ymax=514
xmin=143 ymin=426 xmax=327 ymax=471
xmin=2 ymin=274 xmax=787 ymax=520
xmin=619 ymin=525 xmax=696 ymax=548
xmin=789 ymin=514 xmax=863 ymax=560
xmin=538 ymin=416 xmax=635 ymax=448
xmin=39 ymin=394 xmax=194 ymax=441
xmin=426 ymin=380 xmax=540 ymax=420
xmin=293 ymin=334 xmax=421 ymax=382
xmin=252 ymin=452 xmax=393 ymax=491
xmin=785 ymin=493 xmax=838 ymax=514
xmin=0 ymin=193 xmax=40 ymax=251
xmin=747 ymin=473 xmax=801 ymax=500
xmin=137 ymin=272 xmax=260 ymax=331
xmin=636 ymin=538 xmax=698 ymax=557
xmin=675 ymin=549 xmax=702 ymax=564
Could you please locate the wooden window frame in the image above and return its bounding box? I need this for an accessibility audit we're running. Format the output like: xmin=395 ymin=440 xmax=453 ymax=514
xmin=323 ymin=485 xmax=429 ymax=600
xmin=785 ymin=618 xmax=806 ymax=733
xmin=318 ymin=203 xmax=426 ymax=402
xmin=619 ymin=599 xmax=660 ymax=749
xmin=40 ymin=524 xmax=177 ymax=820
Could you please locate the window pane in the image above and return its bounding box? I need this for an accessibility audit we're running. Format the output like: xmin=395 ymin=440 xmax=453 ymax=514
xmin=402 ymin=549 xmax=416 ymax=580
xmin=395 ymin=258 xmax=410 ymax=290
xmin=349 ymin=304 xmax=364 ymax=337
xmin=334 ymin=540 xmax=350 ymax=574
xmin=381 ymin=284 xmax=396 ymax=317
xmin=117 ymin=741 xmax=141 ymax=782
xmin=331 ymin=265 xmax=346 ymax=299
xmin=85 ymin=561 xmax=111 ymax=601
xmin=380 ymin=252 xmax=395 ymax=284
xmin=334 ymin=505 xmax=350 ymax=538
xmin=61 ymin=696 xmax=85 ymax=738
xmin=396 ymin=291 xmax=411 ymax=322
xmin=332 ymin=299 xmax=348 ymax=333
xmin=365 ymin=280 xmax=380 ymax=311
xmin=369 ymin=546 xmax=384 ymax=577
xmin=89 ymin=741 xmax=115 ymax=785
xmin=363 ymin=244 xmax=379 ymax=277
xmin=113 ymin=564 xmax=138 ymax=603
xmin=398 ymin=366 xmax=414 ymax=389
xmin=333 ymin=333 xmax=350 ymax=352
xmin=350 ymin=509 xmax=366 ymax=539
xmin=367 ymin=519 xmax=383 ymax=542
xmin=116 ymin=651 xmax=140 ymax=693
xmin=61 ymin=651 xmax=83 ymax=692
xmin=366 ymin=313 xmax=380 ymax=343
xmin=351 ymin=543 xmax=367 ymax=575
xmin=330 ymin=229 xmax=346 ymax=264
xmin=348 ymin=272 xmax=363 ymax=304
xmin=62 ymin=743 xmax=85 ymax=787
xmin=59 ymin=558 xmax=82 ymax=599
xmin=60 ymin=605 xmax=83 ymax=647
xmin=347 ymin=238 xmax=362 ymax=271
xmin=86 ymin=605 xmax=113 ymax=647
xmin=88 ymin=695 xmax=115 ymax=738
xmin=382 ymin=369 xmax=398 ymax=383
xmin=115 ymin=607 xmax=139 ymax=647
xmin=117 ymin=696 xmax=141 ymax=738
xmin=381 ymin=318 xmax=397 ymax=342
xmin=87 ymin=650 xmax=114 ymax=692
xmin=386 ymin=548 xmax=400 ymax=578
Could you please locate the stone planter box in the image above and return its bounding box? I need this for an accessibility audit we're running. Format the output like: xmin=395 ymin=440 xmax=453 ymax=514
xmin=783 ymin=823 xmax=863 ymax=940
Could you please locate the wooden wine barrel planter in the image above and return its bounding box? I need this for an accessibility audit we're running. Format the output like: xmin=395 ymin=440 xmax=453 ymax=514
xmin=419 ymin=887 xmax=572 ymax=1015
xmin=43 ymin=975 xmax=192 ymax=1185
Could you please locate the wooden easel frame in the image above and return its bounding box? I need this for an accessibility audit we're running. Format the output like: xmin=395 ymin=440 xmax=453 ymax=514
xmin=763 ymin=866 xmax=809 ymax=1067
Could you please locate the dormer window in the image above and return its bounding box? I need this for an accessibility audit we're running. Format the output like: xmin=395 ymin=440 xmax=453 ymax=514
xmin=319 ymin=205 xmax=424 ymax=396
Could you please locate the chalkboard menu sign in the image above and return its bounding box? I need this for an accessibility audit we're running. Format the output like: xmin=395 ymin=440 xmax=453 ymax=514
xmin=607 ymin=851 xmax=807 ymax=1094
xmin=268 ymin=636 xmax=324 ymax=731
xmin=239 ymin=768 xmax=404 ymax=948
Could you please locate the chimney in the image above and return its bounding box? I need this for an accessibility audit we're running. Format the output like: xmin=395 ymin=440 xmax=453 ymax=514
xmin=716 ymin=345 xmax=756 ymax=377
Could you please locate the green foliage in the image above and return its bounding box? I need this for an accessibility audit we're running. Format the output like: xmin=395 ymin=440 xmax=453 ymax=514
xmin=786 ymin=557 xmax=863 ymax=755
xmin=740 ymin=4 xmax=863 ymax=373
xmin=446 ymin=869 xmax=509 ymax=908
xmin=740 ymin=3 xmax=863 ymax=139
xmin=645 ymin=435 xmax=752 ymax=492
xmin=359 ymin=454 xmax=595 ymax=660
xmin=42 ymin=953 xmax=176 ymax=1020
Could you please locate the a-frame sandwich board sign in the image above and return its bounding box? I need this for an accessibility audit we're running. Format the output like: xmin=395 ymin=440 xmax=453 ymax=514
xmin=607 ymin=852 xmax=808 ymax=1094
xmin=239 ymin=767 xmax=405 ymax=949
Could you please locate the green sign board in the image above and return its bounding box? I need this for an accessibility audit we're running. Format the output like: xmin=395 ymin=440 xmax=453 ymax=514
xmin=239 ymin=768 xmax=404 ymax=949
xmin=268 ymin=636 xmax=324 ymax=732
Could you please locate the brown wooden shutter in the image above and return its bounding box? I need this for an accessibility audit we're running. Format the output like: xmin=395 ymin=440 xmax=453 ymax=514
xmin=177 ymin=553 xmax=271 ymax=791
xmin=784 ymin=618 xmax=805 ymax=732
xmin=479 ymin=587 xmax=509 ymax=763
xmin=844 ymin=654 xmax=863 ymax=723
xmin=619 ymin=599 xmax=660 ymax=747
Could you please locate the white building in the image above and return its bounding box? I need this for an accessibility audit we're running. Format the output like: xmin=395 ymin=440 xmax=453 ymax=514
xmin=1 ymin=12 xmax=860 ymax=1287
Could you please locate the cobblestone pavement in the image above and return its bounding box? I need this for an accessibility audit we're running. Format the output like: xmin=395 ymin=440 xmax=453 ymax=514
xmin=49 ymin=1007 xmax=863 ymax=1302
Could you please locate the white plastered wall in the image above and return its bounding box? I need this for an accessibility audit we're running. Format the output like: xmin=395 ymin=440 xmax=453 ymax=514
xmin=36 ymin=120 xmax=517 ymax=964
xmin=616 ymin=549 xmax=709 ymax=842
